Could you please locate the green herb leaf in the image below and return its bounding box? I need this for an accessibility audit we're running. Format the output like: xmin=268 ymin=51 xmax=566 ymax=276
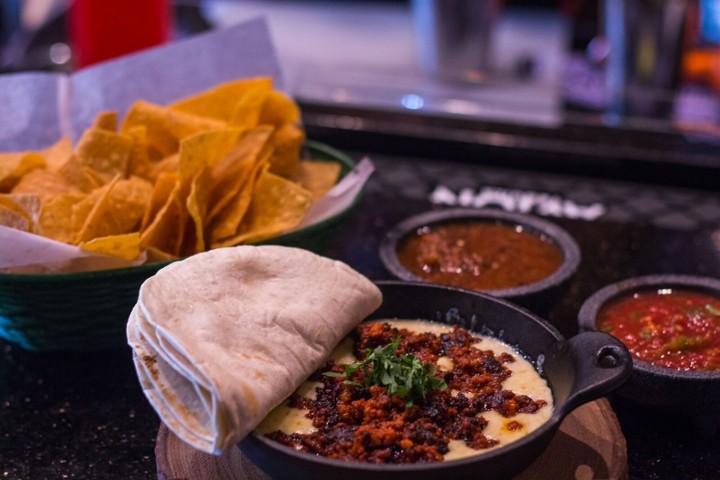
xmin=323 ymin=336 xmax=447 ymax=404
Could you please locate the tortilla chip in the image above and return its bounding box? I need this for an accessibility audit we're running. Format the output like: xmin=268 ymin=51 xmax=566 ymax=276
xmin=170 ymin=77 xmax=273 ymax=122
xmin=214 ymin=169 xmax=313 ymax=247
xmin=125 ymin=125 xmax=156 ymax=181
xmin=75 ymin=127 xmax=134 ymax=182
xmin=258 ymin=90 xmax=301 ymax=127
xmin=121 ymin=100 xmax=226 ymax=159
xmin=140 ymin=180 xmax=186 ymax=257
xmin=92 ymin=111 xmax=119 ymax=131
xmin=294 ymin=160 xmax=341 ymax=200
xmin=208 ymin=149 xmax=271 ymax=245
xmin=164 ymin=128 xmax=241 ymax=254
xmin=40 ymin=137 xmax=73 ymax=172
xmin=145 ymin=246 xmax=177 ymax=263
xmin=39 ymin=193 xmax=86 ymax=243
xmin=141 ymin=171 xmax=178 ymax=231
xmin=80 ymin=232 xmax=142 ymax=260
xmin=186 ymin=166 xmax=213 ymax=254
xmin=206 ymin=126 xmax=274 ymax=222
xmin=228 ymin=86 xmax=270 ymax=129
xmin=267 ymin=123 xmax=304 ymax=178
xmin=74 ymin=175 xmax=153 ymax=244
xmin=0 ymin=151 xmax=47 ymax=192
xmin=151 ymin=153 xmax=179 ymax=181
xmin=57 ymin=155 xmax=106 ymax=193
xmin=12 ymin=169 xmax=83 ymax=202
xmin=177 ymin=128 xmax=244 ymax=181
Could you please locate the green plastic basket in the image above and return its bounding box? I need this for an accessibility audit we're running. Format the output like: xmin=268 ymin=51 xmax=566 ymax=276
xmin=0 ymin=141 xmax=360 ymax=352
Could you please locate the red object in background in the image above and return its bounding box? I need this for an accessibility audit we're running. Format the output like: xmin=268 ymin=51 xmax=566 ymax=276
xmin=68 ymin=0 xmax=173 ymax=69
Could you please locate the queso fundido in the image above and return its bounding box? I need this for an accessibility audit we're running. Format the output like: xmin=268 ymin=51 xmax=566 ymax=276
xmin=256 ymin=320 xmax=553 ymax=463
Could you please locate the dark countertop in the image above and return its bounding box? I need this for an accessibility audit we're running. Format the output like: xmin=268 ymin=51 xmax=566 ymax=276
xmin=3 ymin=150 xmax=720 ymax=479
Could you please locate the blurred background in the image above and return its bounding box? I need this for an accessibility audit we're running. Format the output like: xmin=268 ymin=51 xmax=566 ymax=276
xmin=2 ymin=0 xmax=720 ymax=187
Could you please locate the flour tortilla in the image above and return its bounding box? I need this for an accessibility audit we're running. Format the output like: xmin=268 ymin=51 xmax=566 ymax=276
xmin=126 ymin=245 xmax=382 ymax=454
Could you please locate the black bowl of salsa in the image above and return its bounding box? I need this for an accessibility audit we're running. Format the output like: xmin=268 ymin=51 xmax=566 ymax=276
xmin=578 ymin=275 xmax=720 ymax=428
xmin=379 ymin=208 xmax=581 ymax=314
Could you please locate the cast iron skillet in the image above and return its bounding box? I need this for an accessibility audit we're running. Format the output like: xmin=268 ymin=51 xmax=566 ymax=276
xmin=239 ymin=281 xmax=632 ymax=480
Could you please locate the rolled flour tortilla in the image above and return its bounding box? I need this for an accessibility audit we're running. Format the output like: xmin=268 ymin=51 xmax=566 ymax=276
xmin=126 ymin=245 xmax=382 ymax=454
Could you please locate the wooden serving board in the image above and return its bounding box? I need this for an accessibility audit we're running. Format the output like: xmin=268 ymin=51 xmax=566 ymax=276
xmin=156 ymin=398 xmax=627 ymax=480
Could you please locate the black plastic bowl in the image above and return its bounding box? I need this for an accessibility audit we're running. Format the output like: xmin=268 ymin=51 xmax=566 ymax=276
xmin=379 ymin=208 xmax=581 ymax=314
xmin=578 ymin=274 xmax=720 ymax=420
xmin=239 ymin=281 xmax=632 ymax=480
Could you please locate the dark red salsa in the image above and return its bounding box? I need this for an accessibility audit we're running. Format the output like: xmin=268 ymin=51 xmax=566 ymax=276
xmin=396 ymin=221 xmax=563 ymax=291
xmin=596 ymin=289 xmax=720 ymax=371
xmin=265 ymin=322 xmax=548 ymax=464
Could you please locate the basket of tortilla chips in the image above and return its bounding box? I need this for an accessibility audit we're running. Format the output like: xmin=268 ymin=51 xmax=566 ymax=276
xmin=0 ymin=79 xmax=366 ymax=351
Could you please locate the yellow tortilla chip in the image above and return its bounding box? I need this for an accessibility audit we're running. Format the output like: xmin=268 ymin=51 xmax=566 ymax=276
xmin=75 ymin=127 xmax=133 ymax=182
xmin=0 ymin=151 xmax=46 ymax=192
xmin=207 ymin=126 xmax=274 ymax=222
xmin=177 ymin=128 xmax=244 ymax=180
xmin=139 ymin=180 xmax=187 ymax=257
xmin=228 ymin=86 xmax=271 ymax=129
xmin=71 ymin=177 xmax=119 ymax=242
xmin=74 ymin=175 xmax=153 ymax=244
xmin=145 ymin=246 xmax=177 ymax=263
xmin=125 ymin=125 xmax=155 ymax=181
xmin=169 ymin=128 xmax=243 ymax=254
xmin=295 ymin=160 xmax=341 ymax=199
xmin=185 ymin=167 xmax=213 ymax=254
xmin=57 ymin=155 xmax=106 ymax=193
xmin=170 ymin=77 xmax=273 ymax=122
xmin=268 ymin=123 xmax=304 ymax=178
xmin=121 ymin=100 xmax=226 ymax=159
xmin=39 ymin=193 xmax=86 ymax=243
xmin=208 ymin=147 xmax=272 ymax=244
xmin=40 ymin=137 xmax=73 ymax=172
xmin=151 ymin=153 xmax=179 ymax=181
xmin=92 ymin=111 xmax=118 ymax=132
xmin=141 ymin=171 xmax=177 ymax=231
xmin=258 ymin=90 xmax=301 ymax=127
xmin=12 ymin=169 xmax=83 ymax=202
xmin=214 ymin=169 xmax=313 ymax=247
xmin=80 ymin=232 xmax=142 ymax=260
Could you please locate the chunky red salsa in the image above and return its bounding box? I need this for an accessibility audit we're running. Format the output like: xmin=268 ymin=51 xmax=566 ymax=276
xmin=396 ymin=221 xmax=563 ymax=291
xmin=596 ymin=289 xmax=720 ymax=371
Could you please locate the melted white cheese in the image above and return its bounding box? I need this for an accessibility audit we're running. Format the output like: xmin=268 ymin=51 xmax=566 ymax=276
xmin=256 ymin=319 xmax=553 ymax=460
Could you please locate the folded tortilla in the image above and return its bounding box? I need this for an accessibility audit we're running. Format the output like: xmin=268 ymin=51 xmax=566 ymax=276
xmin=126 ymin=245 xmax=382 ymax=454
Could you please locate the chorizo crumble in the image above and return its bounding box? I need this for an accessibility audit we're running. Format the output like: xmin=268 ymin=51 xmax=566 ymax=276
xmin=265 ymin=322 xmax=548 ymax=463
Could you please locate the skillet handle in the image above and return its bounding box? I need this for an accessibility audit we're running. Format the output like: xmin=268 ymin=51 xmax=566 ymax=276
xmin=554 ymin=331 xmax=633 ymax=417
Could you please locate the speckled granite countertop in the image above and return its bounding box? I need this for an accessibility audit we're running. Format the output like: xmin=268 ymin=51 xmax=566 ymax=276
xmin=3 ymin=152 xmax=719 ymax=479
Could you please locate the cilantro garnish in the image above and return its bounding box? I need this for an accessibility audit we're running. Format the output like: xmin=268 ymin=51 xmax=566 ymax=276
xmin=324 ymin=337 xmax=447 ymax=405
